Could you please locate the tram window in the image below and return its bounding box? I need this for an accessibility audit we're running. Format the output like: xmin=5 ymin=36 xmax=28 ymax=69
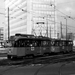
xmin=68 ymin=41 xmax=73 ymax=45
xmin=18 ymin=39 xmax=36 ymax=47
xmin=35 ymin=40 xmax=41 ymax=46
xmin=20 ymin=40 xmax=25 ymax=47
xmin=43 ymin=41 xmax=46 ymax=46
xmin=42 ymin=41 xmax=49 ymax=46
xmin=60 ymin=43 xmax=62 ymax=46
xmin=66 ymin=41 xmax=68 ymax=46
xmin=55 ymin=42 xmax=59 ymax=46
xmin=24 ymin=40 xmax=30 ymax=47
xmin=66 ymin=41 xmax=71 ymax=46
xmin=70 ymin=42 xmax=73 ymax=45
xmin=14 ymin=41 xmax=19 ymax=47
xmin=32 ymin=41 xmax=38 ymax=47
xmin=68 ymin=42 xmax=71 ymax=45
xmin=51 ymin=41 xmax=59 ymax=46
xmin=62 ymin=41 xmax=66 ymax=46
xmin=14 ymin=39 xmax=43 ymax=47
xmin=14 ymin=40 xmax=24 ymax=47
xmin=46 ymin=41 xmax=50 ymax=46
xmin=51 ymin=41 xmax=55 ymax=46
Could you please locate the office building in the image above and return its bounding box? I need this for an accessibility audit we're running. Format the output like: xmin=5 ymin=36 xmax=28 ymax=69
xmin=5 ymin=0 xmax=57 ymax=40
xmin=0 ymin=27 xmax=4 ymax=40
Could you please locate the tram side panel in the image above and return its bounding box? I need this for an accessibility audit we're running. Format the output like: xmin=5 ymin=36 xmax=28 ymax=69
xmin=60 ymin=40 xmax=73 ymax=53
xmin=33 ymin=40 xmax=42 ymax=56
xmin=16 ymin=47 xmax=25 ymax=57
xmin=41 ymin=40 xmax=51 ymax=55
xmin=34 ymin=47 xmax=42 ymax=56
xmin=7 ymin=47 xmax=17 ymax=56
xmin=16 ymin=47 xmax=36 ymax=57
xmin=50 ymin=40 xmax=60 ymax=54
xmin=66 ymin=41 xmax=73 ymax=52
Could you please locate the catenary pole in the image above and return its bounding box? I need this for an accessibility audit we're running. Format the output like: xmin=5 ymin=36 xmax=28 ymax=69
xmin=8 ymin=7 xmax=10 ymax=40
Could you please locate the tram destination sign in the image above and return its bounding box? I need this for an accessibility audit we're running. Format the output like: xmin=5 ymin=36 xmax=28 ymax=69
xmin=36 ymin=22 xmax=45 ymax=24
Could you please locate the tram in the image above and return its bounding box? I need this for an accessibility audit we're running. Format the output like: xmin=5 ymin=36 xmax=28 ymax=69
xmin=7 ymin=34 xmax=51 ymax=59
xmin=6 ymin=33 xmax=73 ymax=59
xmin=50 ymin=39 xmax=60 ymax=54
xmin=60 ymin=40 xmax=73 ymax=53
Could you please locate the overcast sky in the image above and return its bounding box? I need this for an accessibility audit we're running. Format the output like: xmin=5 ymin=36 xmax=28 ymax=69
xmin=57 ymin=0 xmax=75 ymax=33
xmin=0 ymin=0 xmax=5 ymax=27
xmin=0 ymin=0 xmax=75 ymax=33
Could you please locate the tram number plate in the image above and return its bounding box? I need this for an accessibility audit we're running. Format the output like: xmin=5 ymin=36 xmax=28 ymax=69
xmin=31 ymin=47 xmax=34 ymax=51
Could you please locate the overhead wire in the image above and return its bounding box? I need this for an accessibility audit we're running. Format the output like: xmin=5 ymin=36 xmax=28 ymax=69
xmin=55 ymin=8 xmax=75 ymax=20
xmin=57 ymin=1 xmax=75 ymax=5
xmin=2 ymin=1 xmax=75 ymax=33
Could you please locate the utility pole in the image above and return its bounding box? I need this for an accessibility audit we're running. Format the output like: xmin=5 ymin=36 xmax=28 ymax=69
xmin=66 ymin=18 xmax=67 ymax=40
xmin=60 ymin=22 xmax=62 ymax=39
xmin=50 ymin=26 xmax=51 ymax=38
xmin=8 ymin=7 xmax=10 ymax=40
xmin=64 ymin=17 xmax=67 ymax=40
xmin=54 ymin=0 xmax=55 ymax=38
xmin=46 ymin=18 xmax=48 ymax=37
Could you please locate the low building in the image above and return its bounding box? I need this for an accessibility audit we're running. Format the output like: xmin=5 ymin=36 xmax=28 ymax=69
xmin=0 ymin=27 xmax=4 ymax=47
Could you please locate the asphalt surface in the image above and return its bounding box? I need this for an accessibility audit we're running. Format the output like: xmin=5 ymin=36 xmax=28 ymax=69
xmin=0 ymin=47 xmax=75 ymax=75
xmin=0 ymin=61 xmax=75 ymax=75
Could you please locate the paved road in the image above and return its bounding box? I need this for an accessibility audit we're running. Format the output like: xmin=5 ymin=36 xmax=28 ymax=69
xmin=0 ymin=61 xmax=75 ymax=75
xmin=0 ymin=48 xmax=7 ymax=53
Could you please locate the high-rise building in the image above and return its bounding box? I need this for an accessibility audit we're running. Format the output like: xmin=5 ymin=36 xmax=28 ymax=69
xmin=0 ymin=27 xmax=4 ymax=40
xmin=5 ymin=0 xmax=57 ymax=40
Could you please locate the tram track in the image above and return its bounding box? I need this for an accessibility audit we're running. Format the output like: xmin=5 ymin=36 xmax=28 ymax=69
xmin=34 ymin=56 xmax=75 ymax=64
xmin=32 ymin=52 xmax=75 ymax=64
xmin=0 ymin=52 xmax=75 ymax=66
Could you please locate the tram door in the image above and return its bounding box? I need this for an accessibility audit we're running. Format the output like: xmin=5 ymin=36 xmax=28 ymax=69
xmin=51 ymin=40 xmax=60 ymax=53
xmin=41 ymin=40 xmax=51 ymax=55
xmin=66 ymin=41 xmax=73 ymax=52
xmin=60 ymin=40 xmax=67 ymax=53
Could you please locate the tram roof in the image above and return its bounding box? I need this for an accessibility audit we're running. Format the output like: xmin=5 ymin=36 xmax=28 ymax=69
xmin=15 ymin=36 xmax=51 ymax=41
xmin=9 ymin=33 xmax=73 ymax=42
xmin=14 ymin=33 xmax=51 ymax=40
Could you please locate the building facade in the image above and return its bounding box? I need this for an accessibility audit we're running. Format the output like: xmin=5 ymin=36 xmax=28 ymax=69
xmin=5 ymin=0 xmax=57 ymax=40
xmin=0 ymin=27 xmax=4 ymax=40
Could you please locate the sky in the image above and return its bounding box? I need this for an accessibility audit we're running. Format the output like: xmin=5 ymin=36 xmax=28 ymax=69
xmin=0 ymin=0 xmax=75 ymax=33
xmin=0 ymin=0 xmax=5 ymax=28
xmin=56 ymin=0 xmax=75 ymax=33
